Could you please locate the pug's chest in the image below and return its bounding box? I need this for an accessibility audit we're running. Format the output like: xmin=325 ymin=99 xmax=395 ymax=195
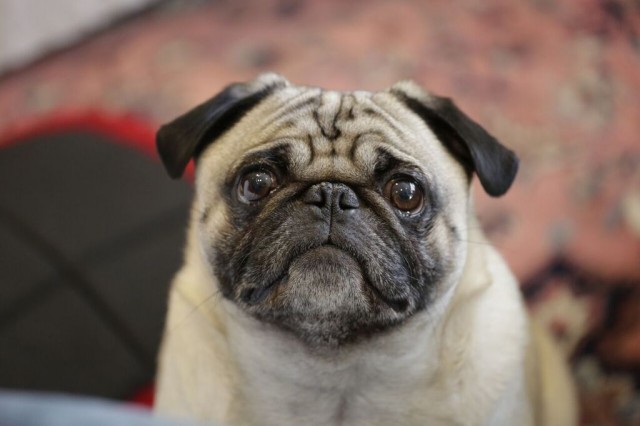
xmin=228 ymin=366 xmax=472 ymax=426
xmin=233 ymin=381 xmax=528 ymax=426
xmin=233 ymin=383 xmax=425 ymax=426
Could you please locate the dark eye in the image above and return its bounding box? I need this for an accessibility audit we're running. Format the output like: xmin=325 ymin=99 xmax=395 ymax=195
xmin=238 ymin=170 xmax=278 ymax=203
xmin=384 ymin=177 xmax=424 ymax=214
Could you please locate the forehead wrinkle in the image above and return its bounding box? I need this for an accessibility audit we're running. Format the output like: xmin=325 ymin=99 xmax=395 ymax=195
xmin=315 ymin=91 xmax=343 ymax=139
xmin=242 ymin=122 xmax=424 ymax=179
xmin=366 ymin=94 xmax=451 ymax=166
xmin=232 ymin=140 xmax=364 ymax=184
xmin=242 ymin=92 xmax=327 ymax=147
xmin=264 ymin=88 xmax=320 ymax=123
xmin=364 ymin=96 xmax=414 ymax=141
xmin=342 ymin=116 xmax=423 ymax=167
xmin=218 ymin=88 xmax=435 ymax=183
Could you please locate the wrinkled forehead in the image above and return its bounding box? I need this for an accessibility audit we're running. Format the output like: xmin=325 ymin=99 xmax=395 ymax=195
xmin=197 ymin=86 xmax=464 ymax=186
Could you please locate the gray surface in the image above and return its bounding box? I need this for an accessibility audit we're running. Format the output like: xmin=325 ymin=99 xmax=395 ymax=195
xmin=0 ymin=390 xmax=199 ymax=426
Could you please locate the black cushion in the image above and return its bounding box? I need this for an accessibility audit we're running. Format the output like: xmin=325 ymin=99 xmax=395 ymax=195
xmin=0 ymin=131 xmax=192 ymax=399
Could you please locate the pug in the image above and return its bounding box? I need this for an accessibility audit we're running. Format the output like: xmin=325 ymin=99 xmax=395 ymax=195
xmin=153 ymin=74 xmax=577 ymax=426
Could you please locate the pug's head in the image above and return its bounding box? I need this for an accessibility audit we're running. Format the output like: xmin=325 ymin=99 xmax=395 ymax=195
xmin=157 ymin=74 xmax=517 ymax=347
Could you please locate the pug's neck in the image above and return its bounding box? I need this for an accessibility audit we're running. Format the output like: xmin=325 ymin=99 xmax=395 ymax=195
xmin=222 ymin=299 xmax=445 ymax=426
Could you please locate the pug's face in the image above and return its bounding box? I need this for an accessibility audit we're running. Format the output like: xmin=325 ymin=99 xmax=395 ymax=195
xmin=157 ymin=74 xmax=517 ymax=347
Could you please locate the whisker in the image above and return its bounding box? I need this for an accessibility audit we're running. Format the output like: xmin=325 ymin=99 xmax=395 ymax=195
xmin=455 ymin=237 xmax=508 ymax=249
xmin=456 ymin=226 xmax=489 ymax=233
xmin=167 ymin=287 xmax=223 ymax=334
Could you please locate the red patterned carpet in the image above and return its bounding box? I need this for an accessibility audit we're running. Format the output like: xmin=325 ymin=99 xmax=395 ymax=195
xmin=0 ymin=0 xmax=638 ymax=424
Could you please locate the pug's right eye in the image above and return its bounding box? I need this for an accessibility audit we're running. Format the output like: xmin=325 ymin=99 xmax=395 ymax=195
xmin=238 ymin=170 xmax=278 ymax=203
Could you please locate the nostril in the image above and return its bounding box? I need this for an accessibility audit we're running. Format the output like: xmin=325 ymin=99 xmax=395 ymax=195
xmin=303 ymin=183 xmax=332 ymax=208
xmin=336 ymin=190 xmax=360 ymax=210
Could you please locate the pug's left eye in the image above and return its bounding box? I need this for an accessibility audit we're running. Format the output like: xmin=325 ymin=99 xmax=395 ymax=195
xmin=384 ymin=177 xmax=424 ymax=214
xmin=238 ymin=170 xmax=278 ymax=203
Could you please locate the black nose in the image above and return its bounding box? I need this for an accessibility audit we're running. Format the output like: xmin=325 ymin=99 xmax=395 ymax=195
xmin=303 ymin=182 xmax=360 ymax=214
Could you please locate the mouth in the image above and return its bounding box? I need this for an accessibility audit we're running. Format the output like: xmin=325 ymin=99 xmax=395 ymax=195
xmin=240 ymin=243 xmax=410 ymax=313
xmin=239 ymin=243 xmax=343 ymax=306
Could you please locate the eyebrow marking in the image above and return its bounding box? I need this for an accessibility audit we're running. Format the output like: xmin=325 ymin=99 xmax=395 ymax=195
xmin=373 ymin=147 xmax=423 ymax=178
xmin=369 ymin=96 xmax=413 ymax=144
xmin=226 ymin=143 xmax=292 ymax=186
xmin=306 ymin=134 xmax=315 ymax=165
xmin=349 ymin=131 xmax=385 ymax=163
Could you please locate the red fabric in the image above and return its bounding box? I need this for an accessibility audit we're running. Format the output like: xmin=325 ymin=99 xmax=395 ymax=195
xmin=128 ymin=383 xmax=155 ymax=408
xmin=0 ymin=109 xmax=194 ymax=180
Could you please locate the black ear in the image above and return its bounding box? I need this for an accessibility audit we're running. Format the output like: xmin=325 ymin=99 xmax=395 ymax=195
xmin=156 ymin=76 xmax=287 ymax=178
xmin=391 ymin=87 xmax=518 ymax=197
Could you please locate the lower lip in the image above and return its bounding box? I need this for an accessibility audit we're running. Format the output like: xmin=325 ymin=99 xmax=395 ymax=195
xmin=241 ymin=245 xmax=350 ymax=305
xmin=311 ymin=244 xmax=348 ymax=257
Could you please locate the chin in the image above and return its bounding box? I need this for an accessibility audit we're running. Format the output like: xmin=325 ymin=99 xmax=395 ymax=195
xmin=234 ymin=244 xmax=416 ymax=348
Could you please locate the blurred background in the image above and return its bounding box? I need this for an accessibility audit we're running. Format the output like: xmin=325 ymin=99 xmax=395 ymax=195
xmin=0 ymin=0 xmax=638 ymax=424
